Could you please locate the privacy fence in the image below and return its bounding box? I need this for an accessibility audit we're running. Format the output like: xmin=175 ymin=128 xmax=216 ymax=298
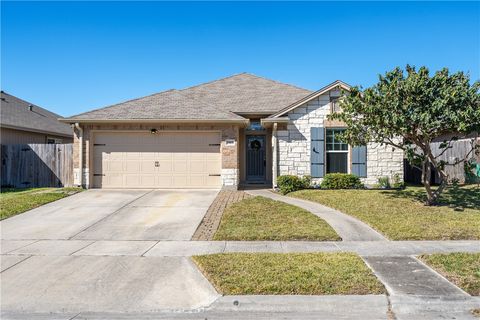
xmin=1 ymin=143 xmax=73 ymax=188
xmin=404 ymin=138 xmax=480 ymax=185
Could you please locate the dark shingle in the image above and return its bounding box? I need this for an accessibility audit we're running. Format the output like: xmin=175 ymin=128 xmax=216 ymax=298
xmin=0 ymin=92 xmax=72 ymax=136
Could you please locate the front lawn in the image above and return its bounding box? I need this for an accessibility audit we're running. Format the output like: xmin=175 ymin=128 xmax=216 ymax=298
xmin=419 ymin=253 xmax=480 ymax=296
xmin=0 ymin=187 xmax=82 ymax=220
xmin=213 ymin=196 xmax=340 ymax=241
xmin=290 ymin=185 xmax=480 ymax=240
xmin=193 ymin=252 xmax=385 ymax=295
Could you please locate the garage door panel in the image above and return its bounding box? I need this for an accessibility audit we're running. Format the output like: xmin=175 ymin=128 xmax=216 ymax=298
xmin=190 ymin=160 xmax=206 ymax=173
xmin=189 ymin=175 xmax=206 ymax=186
xmin=206 ymin=175 xmax=221 ymax=187
xmin=157 ymin=175 xmax=173 ymax=187
xmin=93 ymin=132 xmax=222 ymax=188
xmin=125 ymin=161 xmax=142 ymax=173
xmin=107 ymin=161 xmax=124 ymax=172
xmin=157 ymin=160 xmax=172 ymax=173
xmin=173 ymin=161 xmax=187 ymax=173
xmin=173 ymin=176 xmax=188 ymax=187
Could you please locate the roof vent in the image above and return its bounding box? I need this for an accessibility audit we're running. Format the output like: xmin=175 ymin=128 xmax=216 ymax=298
xmin=28 ymin=104 xmax=33 ymax=111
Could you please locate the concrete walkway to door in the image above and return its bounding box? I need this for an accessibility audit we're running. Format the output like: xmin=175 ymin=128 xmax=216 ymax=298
xmin=247 ymin=189 xmax=386 ymax=241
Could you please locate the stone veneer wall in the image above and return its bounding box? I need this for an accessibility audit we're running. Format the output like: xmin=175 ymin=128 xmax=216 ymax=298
xmin=277 ymin=93 xmax=331 ymax=178
xmin=276 ymin=90 xmax=404 ymax=186
xmin=73 ymin=123 xmax=239 ymax=188
xmin=364 ymin=141 xmax=404 ymax=186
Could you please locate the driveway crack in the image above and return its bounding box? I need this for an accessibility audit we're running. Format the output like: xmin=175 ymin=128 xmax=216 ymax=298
xmin=68 ymin=190 xmax=154 ymax=240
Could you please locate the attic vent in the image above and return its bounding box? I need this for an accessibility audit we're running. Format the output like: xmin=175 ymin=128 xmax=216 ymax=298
xmin=28 ymin=105 xmax=33 ymax=111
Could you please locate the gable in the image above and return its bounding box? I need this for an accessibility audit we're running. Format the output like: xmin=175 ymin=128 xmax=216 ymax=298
xmin=268 ymin=80 xmax=350 ymax=118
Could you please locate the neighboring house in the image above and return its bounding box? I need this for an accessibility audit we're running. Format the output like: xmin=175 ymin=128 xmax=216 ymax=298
xmin=60 ymin=73 xmax=403 ymax=189
xmin=0 ymin=91 xmax=73 ymax=144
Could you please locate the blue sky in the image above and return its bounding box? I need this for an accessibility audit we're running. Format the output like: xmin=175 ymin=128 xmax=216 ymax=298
xmin=2 ymin=1 xmax=479 ymax=117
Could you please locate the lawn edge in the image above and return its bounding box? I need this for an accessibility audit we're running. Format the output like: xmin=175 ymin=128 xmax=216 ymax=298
xmin=417 ymin=253 xmax=479 ymax=296
xmin=0 ymin=188 xmax=83 ymax=221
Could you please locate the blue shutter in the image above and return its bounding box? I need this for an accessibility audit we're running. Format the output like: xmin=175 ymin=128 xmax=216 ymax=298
xmin=311 ymin=127 xmax=325 ymax=178
xmin=352 ymin=145 xmax=367 ymax=177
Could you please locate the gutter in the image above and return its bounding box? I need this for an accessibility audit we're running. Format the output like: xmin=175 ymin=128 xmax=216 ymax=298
xmin=59 ymin=118 xmax=250 ymax=126
xmin=74 ymin=123 xmax=83 ymax=187
xmin=1 ymin=124 xmax=73 ymax=139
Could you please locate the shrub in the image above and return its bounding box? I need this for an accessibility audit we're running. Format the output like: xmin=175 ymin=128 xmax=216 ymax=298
xmin=320 ymin=173 xmax=364 ymax=189
xmin=392 ymin=173 xmax=405 ymax=189
xmin=277 ymin=175 xmax=310 ymax=195
xmin=377 ymin=176 xmax=391 ymax=189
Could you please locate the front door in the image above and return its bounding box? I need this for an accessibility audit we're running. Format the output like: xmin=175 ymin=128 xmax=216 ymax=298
xmin=246 ymin=135 xmax=266 ymax=182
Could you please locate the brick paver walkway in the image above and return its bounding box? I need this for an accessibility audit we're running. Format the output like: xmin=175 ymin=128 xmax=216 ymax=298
xmin=191 ymin=190 xmax=251 ymax=240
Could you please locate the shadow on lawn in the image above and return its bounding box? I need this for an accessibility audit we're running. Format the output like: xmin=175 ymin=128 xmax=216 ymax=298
xmin=382 ymin=185 xmax=480 ymax=211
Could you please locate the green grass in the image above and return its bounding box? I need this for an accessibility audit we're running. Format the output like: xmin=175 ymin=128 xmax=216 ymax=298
xmin=0 ymin=187 xmax=83 ymax=220
xmin=193 ymin=252 xmax=385 ymax=295
xmin=213 ymin=196 xmax=340 ymax=241
xmin=419 ymin=253 xmax=480 ymax=296
xmin=290 ymin=185 xmax=480 ymax=240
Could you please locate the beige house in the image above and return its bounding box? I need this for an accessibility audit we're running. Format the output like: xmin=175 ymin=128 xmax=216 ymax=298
xmin=1 ymin=91 xmax=73 ymax=144
xmin=61 ymin=73 xmax=403 ymax=189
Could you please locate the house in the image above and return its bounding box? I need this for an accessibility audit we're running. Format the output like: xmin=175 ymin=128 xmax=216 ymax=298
xmin=60 ymin=73 xmax=404 ymax=189
xmin=0 ymin=91 xmax=73 ymax=144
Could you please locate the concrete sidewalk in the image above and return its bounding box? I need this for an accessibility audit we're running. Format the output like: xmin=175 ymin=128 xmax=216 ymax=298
xmin=247 ymin=189 xmax=386 ymax=241
xmin=5 ymin=239 xmax=477 ymax=257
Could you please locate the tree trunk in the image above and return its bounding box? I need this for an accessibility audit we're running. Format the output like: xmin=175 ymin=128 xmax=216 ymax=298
xmin=422 ymin=159 xmax=435 ymax=205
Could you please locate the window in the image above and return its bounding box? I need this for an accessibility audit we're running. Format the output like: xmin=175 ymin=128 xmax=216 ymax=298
xmin=47 ymin=137 xmax=62 ymax=144
xmin=326 ymin=129 xmax=348 ymax=173
xmin=246 ymin=121 xmax=264 ymax=131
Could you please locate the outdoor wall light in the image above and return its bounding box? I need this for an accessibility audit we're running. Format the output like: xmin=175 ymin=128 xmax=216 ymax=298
xmin=150 ymin=128 xmax=158 ymax=134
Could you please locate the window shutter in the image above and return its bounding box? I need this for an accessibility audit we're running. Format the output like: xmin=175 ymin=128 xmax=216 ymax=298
xmin=352 ymin=145 xmax=367 ymax=177
xmin=311 ymin=127 xmax=325 ymax=178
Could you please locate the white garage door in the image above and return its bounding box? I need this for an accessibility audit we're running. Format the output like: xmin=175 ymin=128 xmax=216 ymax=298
xmin=92 ymin=131 xmax=221 ymax=188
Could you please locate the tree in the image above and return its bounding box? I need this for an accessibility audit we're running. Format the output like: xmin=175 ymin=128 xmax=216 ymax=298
xmin=330 ymin=65 xmax=480 ymax=205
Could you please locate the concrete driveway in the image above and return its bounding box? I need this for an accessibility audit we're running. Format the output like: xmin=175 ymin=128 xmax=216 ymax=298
xmin=0 ymin=189 xmax=220 ymax=315
xmin=1 ymin=189 xmax=218 ymax=240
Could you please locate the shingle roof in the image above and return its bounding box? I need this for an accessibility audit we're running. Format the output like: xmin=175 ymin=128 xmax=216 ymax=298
xmin=0 ymin=92 xmax=72 ymax=137
xmin=180 ymin=73 xmax=312 ymax=114
xmin=63 ymin=73 xmax=312 ymax=121
xmin=66 ymin=89 xmax=246 ymax=121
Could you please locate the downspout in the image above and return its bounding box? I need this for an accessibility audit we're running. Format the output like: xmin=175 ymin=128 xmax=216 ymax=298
xmin=74 ymin=123 xmax=83 ymax=187
xmin=272 ymin=122 xmax=278 ymax=189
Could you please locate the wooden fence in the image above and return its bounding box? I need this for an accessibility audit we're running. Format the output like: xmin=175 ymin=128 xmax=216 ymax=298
xmin=1 ymin=144 xmax=73 ymax=188
xmin=404 ymin=138 xmax=479 ymax=185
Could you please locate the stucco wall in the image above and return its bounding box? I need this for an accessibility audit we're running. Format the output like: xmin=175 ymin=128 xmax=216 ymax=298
xmin=73 ymin=123 xmax=240 ymax=188
xmin=276 ymin=90 xmax=404 ymax=186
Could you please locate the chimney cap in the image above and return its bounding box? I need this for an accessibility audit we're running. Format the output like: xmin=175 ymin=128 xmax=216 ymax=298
xmin=28 ymin=104 xmax=33 ymax=111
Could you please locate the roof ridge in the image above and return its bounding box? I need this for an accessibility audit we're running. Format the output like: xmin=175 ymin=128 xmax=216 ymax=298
xmin=66 ymin=89 xmax=177 ymax=119
xmin=174 ymin=90 xmax=245 ymax=120
xmin=179 ymin=72 xmax=248 ymax=92
xmin=241 ymin=72 xmax=311 ymax=92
